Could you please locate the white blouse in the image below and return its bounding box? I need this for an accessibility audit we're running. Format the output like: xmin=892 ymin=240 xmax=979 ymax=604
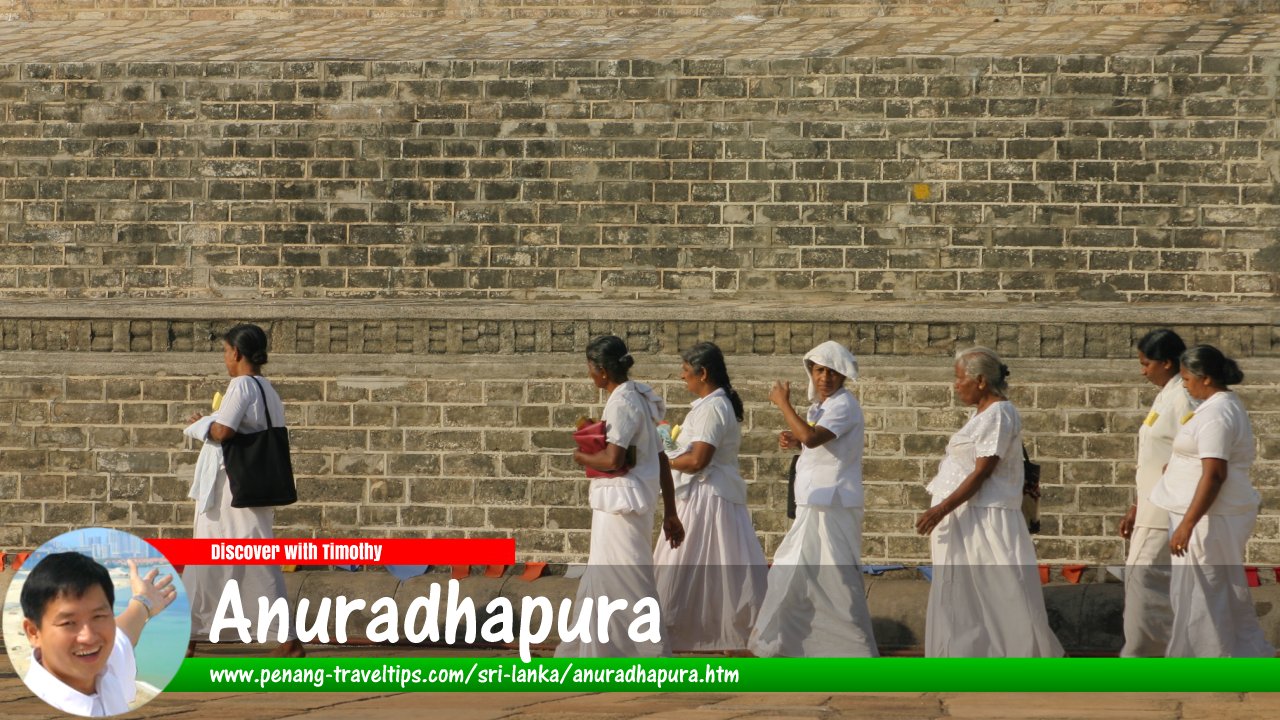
xmin=589 ymin=381 xmax=663 ymax=515
xmin=927 ymin=401 xmax=1025 ymax=510
xmin=1134 ymin=376 xmax=1193 ymax=529
xmin=793 ymin=388 xmax=865 ymax=508
xmin=668 ymin=388 xmax=746 ymax=506
xmin=1151 ymin=391 xmax=1260 ymax=516
xmin=213 ymin=375 xmax=286 ymax=433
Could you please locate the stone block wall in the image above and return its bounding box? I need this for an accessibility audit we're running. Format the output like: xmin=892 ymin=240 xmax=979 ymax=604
xmin=1 ymin=44 xmax=1278 ymax=566
xmin=2 ymin=306 xmax=1280 ymax=565
xmin=0 ymin=56 xmax=1277 ymax=302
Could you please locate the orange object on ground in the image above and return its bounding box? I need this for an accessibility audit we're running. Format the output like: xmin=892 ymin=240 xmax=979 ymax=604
xmin=1061 ymin=564 xmax=1087 ymax=584
xmin=1038 ymin=564 xmax=1050 ymax=584
xmin=520 ymin=562 xmax=548 ymax=581
xmin=1245 ymin=566 xmax=1260 ymax=587
xmin=451 ymin=565 xmax=471 ymax=580
xmin=484 ymin=564 xmax=507 ymax=578
xmin=14 ymin=552 xmax=30 ymax=570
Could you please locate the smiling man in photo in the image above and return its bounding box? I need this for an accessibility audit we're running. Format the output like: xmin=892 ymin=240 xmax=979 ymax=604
xmin=19 ymin=552 xmax=178 ymax=717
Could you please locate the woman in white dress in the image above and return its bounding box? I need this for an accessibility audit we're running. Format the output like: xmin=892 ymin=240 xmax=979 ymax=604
xmin=748 ymin=340 xmax=879 ymax=658
xmin=558 ymin=334 xmax=685 ymax=657
xmin=916 ymin=346 xmax=1063 ymax=657
xmin=653 ymin=341 xmax=767 ymax=652
xmin=1119 ymin=329 xmax=1190 ymax=657
xmin=183 ymin=324 xmax=304 ymax=657
xmin=1151 ymin=345 xmax=1274 ymax=657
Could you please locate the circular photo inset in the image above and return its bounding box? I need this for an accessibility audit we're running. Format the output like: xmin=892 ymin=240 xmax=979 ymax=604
xmin=3 ymin=527 xmax=190 ymax=717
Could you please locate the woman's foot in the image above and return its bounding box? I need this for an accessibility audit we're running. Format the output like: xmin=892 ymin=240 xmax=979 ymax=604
xmin=186 ymin=641 xmax=197 ymax=658
xmin=270 ymin=639 xmax=306 ymax=658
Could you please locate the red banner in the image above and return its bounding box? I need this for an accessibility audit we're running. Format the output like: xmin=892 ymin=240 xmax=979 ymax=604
xmin=147 ymin=538 xmax=515 ymax=565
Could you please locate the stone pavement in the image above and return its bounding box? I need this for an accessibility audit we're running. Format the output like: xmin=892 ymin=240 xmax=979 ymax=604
xmin=0 ymin=15 xmax=1279 ymax=61
xmin=3 ymin=644 xmax=1280 ymax=719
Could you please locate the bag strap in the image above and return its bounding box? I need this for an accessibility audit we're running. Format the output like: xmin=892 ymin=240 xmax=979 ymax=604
xmin=248 ymin=376 xmax=275 ymax=429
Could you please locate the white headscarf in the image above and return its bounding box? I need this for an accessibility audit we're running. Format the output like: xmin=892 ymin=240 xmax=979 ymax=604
xmin=803 ymin=340 xmax=859 ymax=401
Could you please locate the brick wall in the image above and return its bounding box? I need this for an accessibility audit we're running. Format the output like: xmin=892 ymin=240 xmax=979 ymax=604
xmin=2 ymin=352 xmax=1279 ymax=564
xmin=1 ymin=51 xmax=1278 ymax=565
xmin=1 ymin=57 xmax=1277 ymax=302
xmin=2 ymin=307 xmax=1280 ymax=565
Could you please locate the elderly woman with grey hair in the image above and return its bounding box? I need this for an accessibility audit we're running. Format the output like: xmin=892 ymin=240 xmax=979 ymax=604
xmin=916 ymin=347 xmax=1063 ymax=657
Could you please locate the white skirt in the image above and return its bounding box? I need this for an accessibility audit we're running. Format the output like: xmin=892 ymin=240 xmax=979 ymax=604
xmin=1166 ymin=510 xmax=1274 ymax=657
xmin=748 ymin=505 xmax=879 ymax=658
xmin=1121 ymin=525 xmax=1173 ymax=657
xmin=925 ymin=502 xmax=1063 ymax=658
xmin=555 ymin=508 xmax=669 ymax=658
xmin=183 ymin=473 xmax=296 ymax=641
xmin=653 ymin=482 xmax=768 ymax=652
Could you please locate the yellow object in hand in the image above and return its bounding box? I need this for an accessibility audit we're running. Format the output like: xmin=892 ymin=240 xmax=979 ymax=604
xmin=670 ymin=424 xmax=681 ymax=441
xmin=212 ymin=391 xmax=223 ymax=412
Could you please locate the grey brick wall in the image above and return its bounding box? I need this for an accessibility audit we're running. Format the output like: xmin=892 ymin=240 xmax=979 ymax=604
xmin=2 ymin=353 xmax=1279 ymax=564
xmin=0 ymin=57 xmax=1277 ymax=303
xmin=1 ymin=52 xmax=1278 ymax=566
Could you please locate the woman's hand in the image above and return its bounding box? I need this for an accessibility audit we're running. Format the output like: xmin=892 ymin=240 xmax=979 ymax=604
xmin=916 ymin=504 xmax=950 ymax=535
xmin=768 ymin=380 xmax=791 ymax=408
xmin=779 ymin=430 xmax=800 ymax=450
xmin=1118 ymin=504 xmax=1137 ymax=540
xmin=187 ymin=412 xmax=204 ymax=424
xmin=663 ymin=513 xmax=685 ymax=549
xmin=1169 ymin=521 xmax=1194 ymax=557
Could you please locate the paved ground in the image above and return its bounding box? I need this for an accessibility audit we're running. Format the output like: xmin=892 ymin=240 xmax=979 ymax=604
xmin=0 ymin=15 xmax=1278 ymax=61
xmin=2 ymin=644 xmax=1280 ymax=719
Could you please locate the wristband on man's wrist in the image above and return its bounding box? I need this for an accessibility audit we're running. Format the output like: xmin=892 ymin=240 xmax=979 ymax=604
xmin=131 ymin=595 xmax=154 ymax=619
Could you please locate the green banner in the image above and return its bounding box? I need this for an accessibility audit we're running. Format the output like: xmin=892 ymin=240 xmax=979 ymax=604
xmin=168 ymin=658 xmax=1278 ymax=693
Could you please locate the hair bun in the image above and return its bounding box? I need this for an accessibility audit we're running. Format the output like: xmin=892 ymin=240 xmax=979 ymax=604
xmin=999 ymin=363 xmax=1010 ymax=378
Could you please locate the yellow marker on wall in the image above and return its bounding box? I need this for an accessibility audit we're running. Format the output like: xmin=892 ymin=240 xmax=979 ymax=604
xmin=912 ymin=183 xmax=931 ymax=201
xmin=212 ymin=391 xmax=223 ymax=412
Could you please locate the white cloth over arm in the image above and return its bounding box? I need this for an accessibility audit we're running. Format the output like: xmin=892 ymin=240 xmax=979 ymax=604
xmin=183 ymin=416 xmax=223 ymax=515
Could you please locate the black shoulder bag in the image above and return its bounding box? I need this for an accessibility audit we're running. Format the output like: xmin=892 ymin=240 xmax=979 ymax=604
xmin=223 ymin=376 xmax=297 ymax=508
xmin=1021 ymin=443 xmax=1041 ymax=534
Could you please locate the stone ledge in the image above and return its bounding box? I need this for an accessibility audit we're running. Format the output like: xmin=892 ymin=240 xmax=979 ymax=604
xmin=1 ymin=302 xmax=1277 ymax=358
xmin=2 ymin=299 xmax=1276 ymax=325
xmin=2 ymin=352 xmax=1279 ymax=380
xmin=1 ymin=16 xmax=1279 ymax=62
